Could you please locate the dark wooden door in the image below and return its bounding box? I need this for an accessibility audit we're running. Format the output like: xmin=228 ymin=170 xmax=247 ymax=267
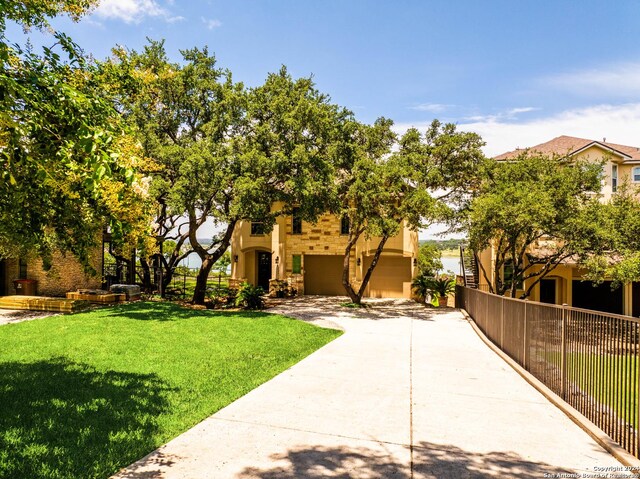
xmin=632 ymin=282 xmax=640 ymax=317
xmin=257 ymin=252 xmax=272 ymax=291
xmin=540 ymin=278 xmax=556 ymax=304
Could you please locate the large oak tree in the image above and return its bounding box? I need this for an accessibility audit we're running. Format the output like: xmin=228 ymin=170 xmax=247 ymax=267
xmin=109 ymin=41 xmax=351 ymax=303
xmin=467 ymin=153 xmax=604 ymax=298
xmin=340 ymin=120 xmax=485 ymax=304
xmin=0 ymin=0 xmax=149 ymax=270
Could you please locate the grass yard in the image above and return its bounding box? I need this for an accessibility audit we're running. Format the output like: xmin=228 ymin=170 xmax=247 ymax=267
xmin=564 ymin=352 xmax=638 ymax=428
xmin=0 ymin=302 xmax=341 ymax=479
xmin=545 ymin=351 xmax=638 ymax=427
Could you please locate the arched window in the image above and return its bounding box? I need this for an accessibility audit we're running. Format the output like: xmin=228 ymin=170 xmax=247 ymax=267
xmin=633 ymin=167 xmax=640 ymax=183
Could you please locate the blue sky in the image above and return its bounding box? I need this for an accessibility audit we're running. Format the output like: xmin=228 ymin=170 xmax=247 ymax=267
xmin=9 ymin=0 xmax=640 ymax=156
xmin=8 ymin=0 xmax=640 ymax=238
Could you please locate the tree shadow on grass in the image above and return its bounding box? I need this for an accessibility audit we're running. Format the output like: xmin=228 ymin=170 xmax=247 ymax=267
xmin=237 ymin=441 xmax=576 ymax=479
xmin=0 ymin=358 xmax=174 ymax=479
xmin=99 ymin=301 xmax=273 ymax=322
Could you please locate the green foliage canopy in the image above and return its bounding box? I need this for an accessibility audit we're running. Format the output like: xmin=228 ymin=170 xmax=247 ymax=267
xmin=107 ymin=40 xmax=352 ymax=303
xmin=0 ymin=0 xmax=148 ymax=269
xmin=467 ymin=153 xmax=604 ymax=297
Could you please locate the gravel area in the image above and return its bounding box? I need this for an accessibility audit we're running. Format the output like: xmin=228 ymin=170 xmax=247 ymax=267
xmin=0 ymin=309 xmax=59 ymax=326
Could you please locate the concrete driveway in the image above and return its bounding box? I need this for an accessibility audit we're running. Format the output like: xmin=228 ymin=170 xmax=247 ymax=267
xmin=113 ymin=296 xmax=622 ymax=478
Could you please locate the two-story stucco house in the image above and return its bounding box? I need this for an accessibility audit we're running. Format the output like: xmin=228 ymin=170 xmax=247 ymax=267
xmin=230 ymin=208 xmax=419 ymax=298
xmin=476 ymin=135 xmax=640 ymax=316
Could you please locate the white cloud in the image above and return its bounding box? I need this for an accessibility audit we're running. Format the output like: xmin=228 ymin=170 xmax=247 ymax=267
xmin=462 ymin=106 xmax=539 ymax=123
xmin=395 ymin=103 xmax=640 ymax=157
xmin=409 ymin=103 xmax=452 ymax=113
xmin=201 ymin=17 xmax=222 ymax=30
xmin=543 ymin=62 xmax=640 ymax=97
xmin=94 ymin=0 xmax=184 ymax=24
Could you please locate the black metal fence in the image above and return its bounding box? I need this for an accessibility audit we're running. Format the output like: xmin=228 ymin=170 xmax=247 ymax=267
xmin=456 ymin=285 xmax=640 ymax=458
xmin=103 ymin=262 xmax=228 ymax=299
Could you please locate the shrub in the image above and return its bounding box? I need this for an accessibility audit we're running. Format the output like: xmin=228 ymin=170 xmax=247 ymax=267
xmin=412 ymin=273 xmax=434 ymax=303
xmin=235 ymin=283 xmax=266 ymax=310
xmin=270 ymin=279 xmax=298 ymax=298
xmin=427 ymin=275 xmax=456 ymax=297
xmin=206 ymin=286 xmax=238 ymax=308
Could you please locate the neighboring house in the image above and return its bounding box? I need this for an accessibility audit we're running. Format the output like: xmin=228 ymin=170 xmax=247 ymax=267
xmin=476 ymin=135 xmax=640 ymax=316
xmin=230 ymin=208 xmax=419 ymax=298
xmin=0 ymin=249 xmax=102 ymax=297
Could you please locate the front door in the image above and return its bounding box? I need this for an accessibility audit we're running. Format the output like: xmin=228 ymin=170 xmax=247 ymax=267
xmin=257 ymin=252 xmax=272 ymax=292
xmin=0 ymin=260 xmax=5 ymax=296
xmin=540 ymin=278 xmax=556 ymax=304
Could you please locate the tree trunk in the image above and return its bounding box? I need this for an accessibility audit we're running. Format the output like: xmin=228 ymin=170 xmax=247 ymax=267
xmin=139 ymin=257 xmax=153 ymax=293
xmin=342 ymin=227 xmax=364 ymax=304
xmin=356 ymin=235 xmax=389 ymax=301
xmin=193 ymin=256 xmax=215 ymax=305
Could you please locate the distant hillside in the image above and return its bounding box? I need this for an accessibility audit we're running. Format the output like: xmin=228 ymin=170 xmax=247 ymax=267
xmin=419 ymin=238 xmax=466 ymax=250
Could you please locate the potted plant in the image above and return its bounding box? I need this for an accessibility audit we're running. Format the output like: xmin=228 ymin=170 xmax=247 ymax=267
xmin=427 ymin=275 xmax=456 ymax=307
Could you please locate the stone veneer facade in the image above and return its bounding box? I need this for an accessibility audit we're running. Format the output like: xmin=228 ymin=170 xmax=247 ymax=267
xmin=230 ymin=208 xmax=419 ymax=297
xmin=3 ymin=247 xmax=102 ymax=297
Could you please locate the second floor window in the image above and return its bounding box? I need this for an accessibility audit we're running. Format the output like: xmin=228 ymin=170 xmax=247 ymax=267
xmin=251 ymin=222 xmax=265 ymax=235
xmin=634 ymin=167 xmax=640 ymax=183
xmin=340 ymin=215 xmax=350 ymax=235
xmin=19 ymin=258 xmax=27 ymax=279
xmin=612 ymin=164 xmax=618 ymax=192
xmin=292 ymin=208 xmax=302 ymax=234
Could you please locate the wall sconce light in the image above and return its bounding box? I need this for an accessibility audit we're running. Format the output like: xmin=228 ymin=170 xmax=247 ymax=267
xmin=413 ymin=258 xmax=417 ymax=267
xmin=357 ymin=258 xmax=361 ymax=266
xmin=275 ymin=256 xmax=280 ymax=265
xmin=234 ymin=255 xmax=238 ymax=263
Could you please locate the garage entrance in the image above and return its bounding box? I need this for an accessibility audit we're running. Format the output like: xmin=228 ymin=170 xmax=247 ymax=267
xmin=363 ymin=256 xmax=411 ymax=298
xmin=572 ymin=280 xmax=623 ymax=315
xmin=304 ymin=255 xmax=345 ymax=296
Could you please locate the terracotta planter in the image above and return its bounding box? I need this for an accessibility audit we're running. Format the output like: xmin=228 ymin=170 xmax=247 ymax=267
xmin=438 ymin=296 xmax=448 ymax=307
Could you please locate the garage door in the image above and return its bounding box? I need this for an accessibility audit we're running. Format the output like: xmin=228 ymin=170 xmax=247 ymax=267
xmin=572 ymin=280 xmax=623 ymax=315
xmin=364 ymin=256 xmax=411 ymax=298
xmin=304 ymin=255 xmax=346 ymax=296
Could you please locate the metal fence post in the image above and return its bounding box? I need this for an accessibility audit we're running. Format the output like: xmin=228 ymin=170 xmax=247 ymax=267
xmin=485 ymin=292 xmax=489 ymax=332
xmin=500 ymin=295 xmax=505 ymax=349
xmin=523 ymin=301 xmax=528 ymax=369
xmin=561 ymin=303 xmax=567 ymax=400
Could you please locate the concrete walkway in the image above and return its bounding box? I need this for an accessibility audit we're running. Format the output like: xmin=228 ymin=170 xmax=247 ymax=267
xmin=113 ymin=297 xmax=623 ymax=478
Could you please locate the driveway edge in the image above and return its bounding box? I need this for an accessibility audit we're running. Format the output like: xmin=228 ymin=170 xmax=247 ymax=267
xmin=460 ymin=308 xmax=640 ymax=468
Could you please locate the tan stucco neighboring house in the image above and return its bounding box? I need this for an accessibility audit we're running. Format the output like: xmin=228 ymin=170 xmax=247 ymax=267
xmin=476 ymin=135 xmax=640 ymax=316
xmin=230 ymin=209 xmax=419 ymax=298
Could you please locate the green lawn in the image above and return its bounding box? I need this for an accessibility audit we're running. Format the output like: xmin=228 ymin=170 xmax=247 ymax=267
xmin=0 ymin=302 xmax=341 ymax=479
xmin=565 ymin=352 xmax=638 ymax=427
xmin=545 ymin=351 xmax=638 ymax=427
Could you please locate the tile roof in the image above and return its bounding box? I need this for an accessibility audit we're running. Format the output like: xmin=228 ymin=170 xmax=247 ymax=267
xmin=494 ymin=135 xmax=640 ymax=161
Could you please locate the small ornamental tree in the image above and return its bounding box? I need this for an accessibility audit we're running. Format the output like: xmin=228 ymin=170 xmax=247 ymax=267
xmin=467 ymin=152 xmax=604 ymax=298
xmin=416 ymin=242 xmax=443 ymax=276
